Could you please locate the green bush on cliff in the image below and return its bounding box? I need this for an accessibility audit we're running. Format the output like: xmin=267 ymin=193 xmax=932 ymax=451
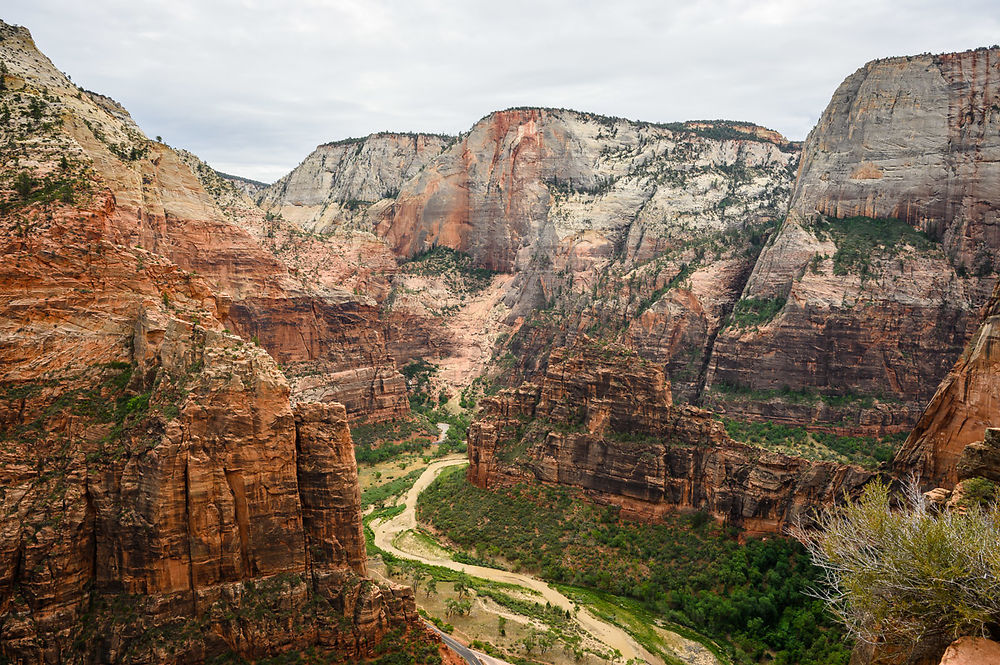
xmin=728 ymin=297 xmax=786 ymax=329
xmin=808 ymin=216 xmax=937 ymax=277
xmin=795 ymin=479 xmax=1000 ymax=651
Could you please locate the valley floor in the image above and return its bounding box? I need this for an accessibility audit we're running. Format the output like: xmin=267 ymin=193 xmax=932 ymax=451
xmin=367 ymin=456 xmax=719 ymax=665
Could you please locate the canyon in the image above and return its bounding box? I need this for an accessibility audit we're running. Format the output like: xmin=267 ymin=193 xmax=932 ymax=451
xmin=2 ymin=11 xmax=1000 ymax=665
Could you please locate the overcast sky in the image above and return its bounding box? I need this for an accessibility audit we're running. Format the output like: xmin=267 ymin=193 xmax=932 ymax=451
xmin=5 ymin=1 xmax=998 ymax=182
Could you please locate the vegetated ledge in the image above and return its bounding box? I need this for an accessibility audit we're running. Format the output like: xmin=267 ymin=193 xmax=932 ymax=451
xmin=466 ymin=338 xmax=874 ymax=537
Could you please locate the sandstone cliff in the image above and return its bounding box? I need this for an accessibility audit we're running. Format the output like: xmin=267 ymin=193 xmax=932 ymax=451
xmin=0 ymin=20 xmax=421 ymax=663
xmin=705 ymin=48 xmax=1000 ymax=431
xmin=892 ymin=283 xmax=1000 ymax=487
xmin=370 ymin=109 xmax=799 ymax=402
xmin=467 ymin=340 xmax=873 ymax=535
xmin=259 ymin=132 xmax=452 ymax=233
xmin=0 ymin=20 xmax=409 ymax=423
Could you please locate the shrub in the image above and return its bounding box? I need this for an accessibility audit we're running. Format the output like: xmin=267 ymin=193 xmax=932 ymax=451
xmin=729 ymin=297 xmax=786 ymax=329
xmin=794 ymin=480 xmax=1000 ymax=648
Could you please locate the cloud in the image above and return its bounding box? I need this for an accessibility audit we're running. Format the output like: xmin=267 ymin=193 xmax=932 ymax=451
xmin=5 ymin=0 xmax=999 ymax=181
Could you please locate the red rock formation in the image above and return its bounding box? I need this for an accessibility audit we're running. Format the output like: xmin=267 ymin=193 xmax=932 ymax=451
xmin=467 ymin=340 xmax=872 ymax=535
xmin=0 ymin=20 xmax=408 ymax=423
xmin=0 ymin=20 xmax=422 ymax=664
xmin=892 ymin=284 xmax=1000 ymax=487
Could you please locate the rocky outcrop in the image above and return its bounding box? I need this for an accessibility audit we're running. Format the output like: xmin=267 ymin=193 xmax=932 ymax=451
xmin=938 ymin=637 xmax=1000 ymax=665
xmin=0 ymin=20 xmax=421 ymax=664
xmin=259 ymin=133 xmax=451 ymax=233
xmin=371 ymin=109 xmax=798 ymax=402
xmin=892 ymin=284 xmax=1000 ymax=487
xmin=467 ymin=340 xmax=873 ymax=534
xmin=0 ymin=21 xmax=410 ymax=423
xmin=706 ymin=48 xmax=1000 ymax=430
xmin=790 ymin=48 xmax=1000 ymax=270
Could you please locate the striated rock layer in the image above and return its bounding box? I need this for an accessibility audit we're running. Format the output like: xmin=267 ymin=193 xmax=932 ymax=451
xmin=467 ymin=340 xmax=873 ymax=535
xmin=373 ymin=108 xmax=799 ymax=403
xmin=0 ymin=20 xmax=420 ymax=664
xmin=892 ymin=283 xmax=1000 ymax=487
xmin=0 ymin=22 xmax=408 ymax=423
xmin=705 ymin=47 xmax=1000 ymax=430
xmin=259 ymin=132 xmax=452 ymax=233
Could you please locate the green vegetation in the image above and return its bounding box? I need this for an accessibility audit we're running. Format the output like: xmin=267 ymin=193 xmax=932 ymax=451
xmin=797 ymin=480 xmax=1000 ymax=651
xmin=365 ymin=516 xmax=596 ymax=663
xmin=808 ymin=216 xmax=938 ymax=277
xmin=419 ymin=467 xmax=850 ymax=665
xmin=635 ymin=263 xmax=696 ymax=315
xmin=957 ymin=476 xmax=997 ymax=508
xmin=361 ymin=468 xmax=424 ymax=509
xmin=401 ymin=246 xmax=498 ymax=295
xmin=723 ymin=419 xmax=904 ymax=469
xmin=711 ymin=380 xmax=900 ymax=409
xmin=350 ymin=417 xmax=438 ymax=465
xmin=556 ymin=585 xmax=717 ymax=665
xmin=728 ymin=297 xmax=786 ymax=329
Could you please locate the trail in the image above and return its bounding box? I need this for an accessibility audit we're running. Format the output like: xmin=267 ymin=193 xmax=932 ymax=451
xmin=371 ymin=456 xmax=663 ymax=665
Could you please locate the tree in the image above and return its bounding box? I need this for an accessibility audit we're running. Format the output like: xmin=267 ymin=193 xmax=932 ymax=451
xmin=425 ymin=577 xmax=437 ymax=598
xmin=793 ymin=479 xmax=1000 ymax=650
xmin=14 ymin=171 xmax=34 ymax=198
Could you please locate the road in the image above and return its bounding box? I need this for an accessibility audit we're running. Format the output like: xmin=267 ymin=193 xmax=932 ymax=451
xmin=424 ymin=620 xmax=483 ymax=665
xmin=371 ymin=457 xmax=662 ymax=665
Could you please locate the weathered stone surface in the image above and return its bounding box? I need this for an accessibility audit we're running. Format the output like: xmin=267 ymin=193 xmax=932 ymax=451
xmin=938 ymin=637 xmax=1000 ymax=665
xmin=790 ymin=49 xmax=1000 ymax=270
xmin=294 ymin=402 xmax=367 ymax=574
xmin=954 ymin=428 xmax=1000 ymax=484
xmin=259 ymin=133 xmax=451 ymax=233
xmin=17 ymin=25 xmax=409 ymax=423
xmin=893 ymin=285 xmax=1000 ymax=487
xmin=706 ymin=48 xmax=1000 ymax=430
xmin=467 ymin=340 xmax=873 ymax=535
xmin=0 ymin=19 xmax=420 ymax=664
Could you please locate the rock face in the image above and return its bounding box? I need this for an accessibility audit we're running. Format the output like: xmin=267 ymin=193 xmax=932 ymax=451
xmin=938 ymin=637 xmax=1000 ymax=665
xmin=467 ymin=340 xmax=873 ymax=535
xmin=705 ymin=48 xmax=1000 ymax=430
xmin=371 ymin=109 xmax=799 ymax=403
xmin=893 ymin=283 xmax=1000 ymax=487
xmin=259 ymin=133 xmax=451 ymax=233
xmin=0 ymin=20 xmax=419 ymax=664
xmin=8 ymin=22 xmax=410 ymax=424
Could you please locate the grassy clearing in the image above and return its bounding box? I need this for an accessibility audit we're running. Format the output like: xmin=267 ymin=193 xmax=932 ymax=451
xmin=722 ymin=419 xmax=904 ymax=469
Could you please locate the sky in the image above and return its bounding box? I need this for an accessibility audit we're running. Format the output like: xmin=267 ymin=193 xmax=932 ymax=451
xmin=4 ymin=1 xmax=999 ymax=182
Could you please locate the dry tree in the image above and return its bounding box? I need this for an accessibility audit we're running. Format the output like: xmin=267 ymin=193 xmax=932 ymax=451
xmin=790 ymin=478 xmax=1000 ymax=649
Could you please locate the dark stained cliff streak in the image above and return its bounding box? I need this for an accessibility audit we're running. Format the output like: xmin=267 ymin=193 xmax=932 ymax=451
xmin=892 ymin=283 xmax=1000 ymax=487
xmin=706 ymin=47 xmax=1000 ymax=430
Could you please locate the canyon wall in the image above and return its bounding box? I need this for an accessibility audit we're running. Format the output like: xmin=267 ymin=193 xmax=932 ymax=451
xmin=0 ymin=20 xmax=409 ymax=423
xmin=0 ymin=20 xmax=423 ymax=663
xmin=259 ymin=132 xmax=452 ymax=233
xmin=705 ymin=48 xmax=1000 ymax=431
xmin=467 ymin=341 xmax=873 ymax=535
xmin=374 ymin=109 xmax=800 ymax=402
xmin=892 ymin=282 xmax=1000 ymax=487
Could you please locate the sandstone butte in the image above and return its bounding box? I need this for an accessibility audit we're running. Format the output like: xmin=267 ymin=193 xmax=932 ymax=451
xmin=0 ymin=20 xmax=440 ymax=665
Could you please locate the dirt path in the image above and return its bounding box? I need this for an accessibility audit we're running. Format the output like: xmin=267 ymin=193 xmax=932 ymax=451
xmin=371 ymin=458 xmax=663 ymax=665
